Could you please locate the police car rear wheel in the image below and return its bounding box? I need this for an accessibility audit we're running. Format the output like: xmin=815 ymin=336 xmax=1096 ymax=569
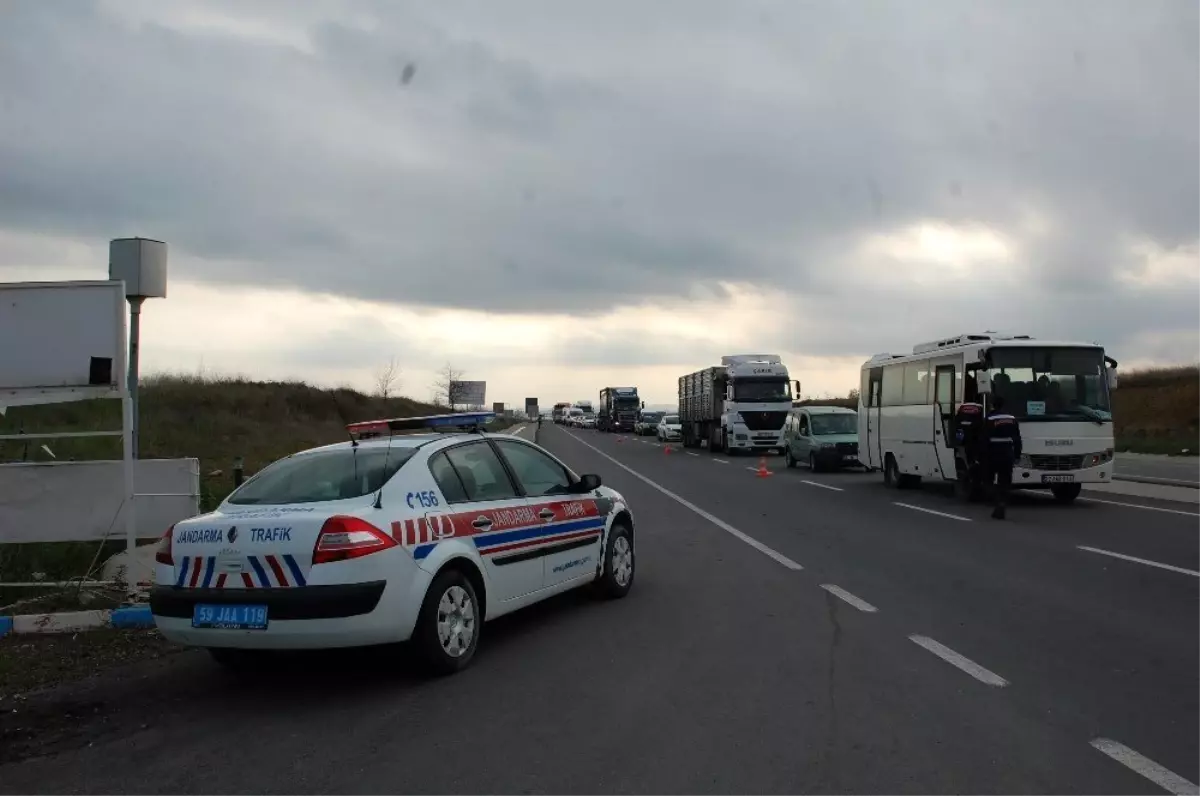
xmin=415 ymin=569 xmax=480 ymax=675
xmin=595 ymin=522 xmax=634 ymax=599
xmin=784 ymin=448 xmax=796 ymax=468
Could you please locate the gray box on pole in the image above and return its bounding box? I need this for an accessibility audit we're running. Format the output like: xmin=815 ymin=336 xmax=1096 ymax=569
xmin=109 ymin=238 xmax=168 ymax=298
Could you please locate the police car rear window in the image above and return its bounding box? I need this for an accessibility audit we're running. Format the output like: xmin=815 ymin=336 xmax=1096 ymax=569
xmin=227 ymin=447 xmax=417 ymax=505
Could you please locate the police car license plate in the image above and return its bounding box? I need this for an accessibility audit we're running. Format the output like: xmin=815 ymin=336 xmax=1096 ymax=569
xmin=192 ymin=604 xmax=268 ymax=630
xmin=1041 ymin=474 xmax=1075 ymax=484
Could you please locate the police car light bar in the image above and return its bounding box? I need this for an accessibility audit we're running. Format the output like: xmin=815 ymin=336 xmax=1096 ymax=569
xmin=346 ymin=411 xmax=497 ymax=439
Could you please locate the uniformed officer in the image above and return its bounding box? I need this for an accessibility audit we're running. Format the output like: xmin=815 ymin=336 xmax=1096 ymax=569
xmin=952 ymin=401 xmax=985 ymax=493
xmin=983 ymin=396 xmax=1023 ymax=520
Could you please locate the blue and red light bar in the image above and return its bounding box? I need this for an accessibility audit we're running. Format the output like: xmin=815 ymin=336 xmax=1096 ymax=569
xmin=346 ymin=411 xmax=496 ymax=438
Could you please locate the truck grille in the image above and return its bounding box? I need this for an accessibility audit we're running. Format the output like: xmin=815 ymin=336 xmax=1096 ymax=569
xmin=836 ymin=442 xmax=858 ymax=455
xmin=739 ymin=411 xmax=788 ymax=431
xmin=1029 ymin=454 xmax=1084 ymax=471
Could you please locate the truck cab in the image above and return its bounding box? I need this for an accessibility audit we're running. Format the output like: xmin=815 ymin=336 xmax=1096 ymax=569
xmin=720 ymin=355 xmax=794 ymax=454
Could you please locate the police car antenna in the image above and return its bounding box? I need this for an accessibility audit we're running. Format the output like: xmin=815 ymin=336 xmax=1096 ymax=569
xmin=373 ymin=428 xmax=394 ymax=510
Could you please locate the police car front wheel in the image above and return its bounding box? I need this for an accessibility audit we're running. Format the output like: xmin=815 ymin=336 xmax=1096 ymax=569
xmin=414 ymin=568 xmax=481 ymax=675
xmin=595 ymin=521 xmax=635 ymax=599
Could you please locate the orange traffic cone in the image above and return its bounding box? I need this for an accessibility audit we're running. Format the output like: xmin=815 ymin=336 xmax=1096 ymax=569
xmin=755 ymin=456 xmax=772 ymax=477
xmin=663 ymin=443 xmax=672 ymax=454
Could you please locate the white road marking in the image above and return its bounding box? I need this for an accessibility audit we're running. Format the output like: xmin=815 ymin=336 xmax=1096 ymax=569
xmin=1077 ymin=545 xmax=1200 ymax=578
xmin=713 ymin=458 xmax=730 ymax=465
xmin=894 ymin=502 xmax=972 ymax=522
xmin=564 ymin=431 xmax=804 ymax=571
xmin=1079 ymin=497 xmax=1200 ymax=517
xmin=802 ymin=480 xmax=844 ymax=492
xmin=1089 ymin=738 xmax=1199 ymax=795
xmin=819 ymin=584 xmax=878 ymax=613
xmin=686 ymin=452 xmax=700 ymax=457
xmin=908 ymin=635 xmax=1009 ymax=687
xmin=745 ymin=467 xmax=759 ymax=473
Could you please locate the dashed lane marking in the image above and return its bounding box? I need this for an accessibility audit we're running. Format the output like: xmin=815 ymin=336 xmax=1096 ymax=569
xmin=894 ymin=502 xmax=972 ymax=522
xmin=802 ymin=480 xmax=845 ymax=492
xmin=819 ymin=584 xmax=878 ymax=612
xmin=1089 ymin=738 xmax=1199 ymax=796
xmin=1079 ymin=497 xmax=1199 ymax=517
xmin=1077 ymin=545 xmax=1200 ymax=578
xmin=564 ymin=431 xmax=804 ymax=571
xmin=908 ymin=635 xmax=1009 ymax=687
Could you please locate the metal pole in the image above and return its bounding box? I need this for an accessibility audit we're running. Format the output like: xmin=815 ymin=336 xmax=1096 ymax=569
xmin=121 ymin=389 xmax=138 ymax=553
xmin=127 ymin=296 xmax=145 ymax=459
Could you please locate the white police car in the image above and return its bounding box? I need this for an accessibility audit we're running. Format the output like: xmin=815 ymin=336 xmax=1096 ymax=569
xmin=150 ymin=412 xmax=635 ymax=675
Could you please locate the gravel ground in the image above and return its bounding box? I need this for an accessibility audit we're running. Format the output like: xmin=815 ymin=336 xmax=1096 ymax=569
xmin=0 ymin=628 xmax=185 ymax=764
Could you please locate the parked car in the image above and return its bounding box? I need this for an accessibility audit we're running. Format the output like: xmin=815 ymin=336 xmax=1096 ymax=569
xmin=150 ymin=412 xmax=635 ymax=676
xmin=656 ymin=413 xmax=682 ymax=442
xmin=635 ymin=411 xmax=664 ymax=435
xmin=782 ymin=406 xmax=860 ymax=471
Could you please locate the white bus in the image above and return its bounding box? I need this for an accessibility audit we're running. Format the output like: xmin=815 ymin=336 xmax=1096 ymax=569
xmin=858 ymin=333 xmax=1118 ymax=503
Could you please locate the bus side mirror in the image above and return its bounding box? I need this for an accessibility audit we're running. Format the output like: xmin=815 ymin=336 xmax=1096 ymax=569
xmin=794 ymin=380 xmax=802 ymax=395
xmin=976 ymin=370 xmax=993 ymax=395
xmin=1106 ymin=369 xmax=1118 ymax=391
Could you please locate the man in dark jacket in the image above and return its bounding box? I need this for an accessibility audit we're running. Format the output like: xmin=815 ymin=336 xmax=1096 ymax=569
xmin=984 ymin=396 xmax=1023 ymax=519
xmin=952 ymin=401 xmax=985 ymax=494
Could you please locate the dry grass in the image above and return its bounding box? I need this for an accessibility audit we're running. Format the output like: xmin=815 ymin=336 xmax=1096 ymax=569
xmin=1112 ymin=364 xmax=1199 ymax=454
xmin=0 ymin=373 xmax=517 ymax=582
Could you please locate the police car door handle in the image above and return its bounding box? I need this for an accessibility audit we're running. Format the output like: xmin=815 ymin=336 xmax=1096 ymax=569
xmin=538 ymin=508 xmax=555 ymax=521
xmin=472 ymin=516 xmax=492 ymax=530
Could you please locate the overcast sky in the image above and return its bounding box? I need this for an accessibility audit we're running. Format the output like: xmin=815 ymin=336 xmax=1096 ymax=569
xmin=1 ymin=0 xmax=1196 ymax=408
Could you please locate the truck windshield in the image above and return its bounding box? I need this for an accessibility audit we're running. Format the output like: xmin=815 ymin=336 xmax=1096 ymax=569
xmin=733 ymin=379 xmax=791 ymax=402
xmin=615 ymin=398 xmax=640 ymax=408
xmin=811 ymin=414 xmax=857 ymax=435
xmin=987 ymin=346 xmax=1112 ymax=422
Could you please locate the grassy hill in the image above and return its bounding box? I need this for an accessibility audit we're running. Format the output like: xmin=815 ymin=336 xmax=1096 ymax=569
xmin=0 ymin=374 xmax=521 ymax=587
xmin=1112 ymin=365 xmax=1199 ymax=454
xmin=0 ymin=374 xmax=476 ymax=511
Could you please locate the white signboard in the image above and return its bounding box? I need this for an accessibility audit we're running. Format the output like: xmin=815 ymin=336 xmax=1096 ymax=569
xmin=0 ymin=281 xmax=126 ymax=405
xmin=0 ymin=458 xmax=199 ymax=543
xmin=450 ymin=380 xmax=486 ymax=406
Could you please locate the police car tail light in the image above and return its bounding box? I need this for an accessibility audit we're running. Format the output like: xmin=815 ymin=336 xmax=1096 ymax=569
xmin=313 ymin=516 xmax=397 ymax=565
xmin=155 ymin=526 xmax=175 ymax=565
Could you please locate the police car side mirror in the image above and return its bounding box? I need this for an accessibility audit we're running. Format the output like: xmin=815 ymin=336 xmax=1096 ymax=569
xmin=573 ymin=473 xmax=602 ymax=493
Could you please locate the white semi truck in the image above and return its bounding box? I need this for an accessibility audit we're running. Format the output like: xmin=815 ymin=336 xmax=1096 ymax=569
xmin=678 ymin=354 xmax=797 ymax=454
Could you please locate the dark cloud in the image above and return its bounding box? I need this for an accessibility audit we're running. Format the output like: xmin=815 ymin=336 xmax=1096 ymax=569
xmin=0 ymin=0 xmax=1196 ymax=362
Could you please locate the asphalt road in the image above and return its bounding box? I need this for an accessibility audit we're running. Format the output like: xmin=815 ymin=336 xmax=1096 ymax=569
xmin=1115 ymin=453 xmax=1200 ymax=487
xmin=2 ymin=423 xmax=1196 ymax=794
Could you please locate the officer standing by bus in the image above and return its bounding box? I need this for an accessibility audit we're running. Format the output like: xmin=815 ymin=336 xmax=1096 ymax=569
xmin=952 ymin=400 xmax=985 ymax=495
xmin=984 ymin=395 xmax=1023 ymax=520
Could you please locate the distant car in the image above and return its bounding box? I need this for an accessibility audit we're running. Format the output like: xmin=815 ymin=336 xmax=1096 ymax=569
xmin=656 ymin=414 xmax=682 ymax=442
xmin=150 ymin=412 xmax=636 ymax=676
xmin=635 ymin=412 xmax=664 ymax=436
xmin=783 ymin=406 xmax=860 ymax=471
xmin=582 ymin=415 xmax=597 ymax=429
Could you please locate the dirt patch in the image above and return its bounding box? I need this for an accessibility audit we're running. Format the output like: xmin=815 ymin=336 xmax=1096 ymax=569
xmin=0 ymin=628 xmax=181 ymax=701
xmin=0 ymin=628 xmax=186 ymax=764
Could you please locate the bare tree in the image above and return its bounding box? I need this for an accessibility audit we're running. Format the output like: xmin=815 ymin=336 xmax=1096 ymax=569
xmin=432 ymin=363 xmax=466 ymax=409
xmin=374 ymin=356 xmax=401 ymax=399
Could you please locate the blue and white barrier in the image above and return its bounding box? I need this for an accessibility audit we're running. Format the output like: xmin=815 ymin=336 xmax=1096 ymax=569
xmin=0 ymin=605 xmax=155 ymax=638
